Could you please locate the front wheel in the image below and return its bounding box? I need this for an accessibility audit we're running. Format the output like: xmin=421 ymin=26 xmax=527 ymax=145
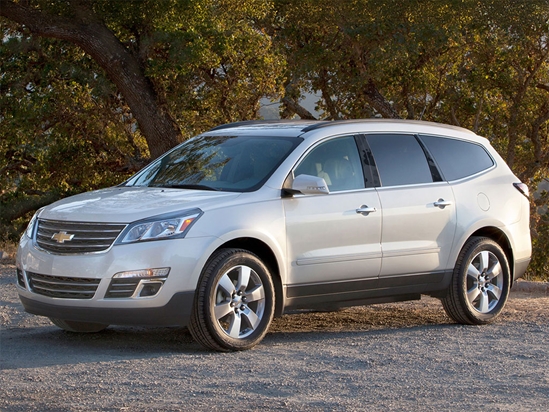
xmin=442 ymin=237 xmax=510 ymax=325
xmin=49 ymin=318 xmax=108 ymax=333
xmin=189 ymin=248 xmax=275 ymax=351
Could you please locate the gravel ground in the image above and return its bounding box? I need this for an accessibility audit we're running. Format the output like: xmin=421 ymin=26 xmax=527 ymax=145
xmin=1 ymin=259 xmax=548 ymax=411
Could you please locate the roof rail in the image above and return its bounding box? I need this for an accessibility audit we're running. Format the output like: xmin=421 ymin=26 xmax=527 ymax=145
xmin=301 ymin=118 xmax=479 ymax=135
xmin=300 ymin=121 xmax=335 ymax=132
xmin=209 ymin=119 xmax=323 ymax=132
xmin=209 ymin=120 xmax=266 ymax=131
xmin=301 ymin=119 xmax=396 ymax=132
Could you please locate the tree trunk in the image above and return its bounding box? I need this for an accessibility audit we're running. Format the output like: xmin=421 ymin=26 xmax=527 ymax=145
xmin=0 ymin=0 xmax=181 ymax=159
xmin=364 ymin=79 xmax=401 ymax=119
xmin=280 ymin=97 xmax=317 ymax=120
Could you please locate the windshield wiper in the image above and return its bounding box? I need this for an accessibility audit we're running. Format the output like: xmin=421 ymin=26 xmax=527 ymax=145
xmin=155 ymin=184 xmax=221 ymax=191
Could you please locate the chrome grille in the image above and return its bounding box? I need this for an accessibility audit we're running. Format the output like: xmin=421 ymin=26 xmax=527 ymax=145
xmin=27 ymin=272 xmax=101 ymax=299
xmin=36 ymin=219 xmax=126 ymax=254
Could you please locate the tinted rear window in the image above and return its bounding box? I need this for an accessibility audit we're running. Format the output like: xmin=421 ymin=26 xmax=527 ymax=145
xmin=420 ymin=135 xmax=494 ymax=181
xmin=366 ymin=134 xmax=433 ymax=186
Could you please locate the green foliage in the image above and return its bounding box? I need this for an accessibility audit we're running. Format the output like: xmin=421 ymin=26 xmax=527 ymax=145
xmin=273 ymin=0 xmax=549 ymax=279
xmin=135 ymin=0 xmax=285 ymax=133
xmin=0 ymin=0 xmax=285 ymax=239
xmin=0 ymin=24 xmax=147 ymax=239
xmin=528 ymin=185 xmax=549 ymax=280
xmin=88 ymin=0 xmax=285 ymax=134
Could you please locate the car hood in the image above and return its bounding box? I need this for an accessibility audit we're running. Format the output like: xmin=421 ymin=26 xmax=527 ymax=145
xmin=39 ymin=187 xmax=242 ymax=223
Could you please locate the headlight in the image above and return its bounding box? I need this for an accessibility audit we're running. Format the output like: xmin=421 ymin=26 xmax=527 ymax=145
xmin=23 ymin=209 xmax=42 ymax=239
xmin=117 ymin=209 xmax=202 ymax=244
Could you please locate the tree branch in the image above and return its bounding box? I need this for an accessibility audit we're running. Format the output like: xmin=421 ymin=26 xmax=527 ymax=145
xmin=0 ymin=0 xmax=181 ymax=158
xmin=537 ymin=83 xmax=549 ymax=93
xmin=280 ymin=97 xmax=317 ymax=120
xmin=364 ymin=79 xmax=401 ymax=119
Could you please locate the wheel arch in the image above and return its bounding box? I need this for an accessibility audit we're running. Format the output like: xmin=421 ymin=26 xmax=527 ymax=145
xmin=215 ymin=237 xmax=285 ymax=317
xmin=467 ymin=227 xmax=514 ymax=280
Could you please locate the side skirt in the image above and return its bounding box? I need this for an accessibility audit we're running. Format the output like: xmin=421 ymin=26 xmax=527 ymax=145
xmin=283 ymin=270 xmax=452 ymax=312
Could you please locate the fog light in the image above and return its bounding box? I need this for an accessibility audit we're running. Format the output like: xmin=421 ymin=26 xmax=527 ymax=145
xmin=108 ymin=268 xmax=169 ymax=299
xmin=113 ymin=267 xmax=170 ymax=279
xmin=139 ymin=281 xmax=163 ymax=297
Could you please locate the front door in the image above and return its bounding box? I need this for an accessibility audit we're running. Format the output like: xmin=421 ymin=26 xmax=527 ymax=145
xmin=284 ymin=135 xmax=382 ymax=294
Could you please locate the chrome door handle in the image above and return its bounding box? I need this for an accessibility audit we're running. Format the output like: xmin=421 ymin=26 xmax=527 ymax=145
xmin=356 ymin=205 xmax=377 ymax=215
xmin=434 ymin=199 xmax=452 ymax=209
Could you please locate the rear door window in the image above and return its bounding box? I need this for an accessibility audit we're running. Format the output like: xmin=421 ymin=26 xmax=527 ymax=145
xmin=419 ymin=135 xmax=494 ymax=181
xmin=366 ymin=134 xmax=433 ymax=187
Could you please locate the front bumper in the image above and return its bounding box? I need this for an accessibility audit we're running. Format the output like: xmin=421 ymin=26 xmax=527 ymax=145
xmin=16 ymin=234 xmax=216 ymax=327
xmin=19 ymin=291 xmax=194 ymax=326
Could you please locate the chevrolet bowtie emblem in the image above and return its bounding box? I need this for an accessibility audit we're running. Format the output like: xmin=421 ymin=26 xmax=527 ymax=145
xmin=51 ymin=231 xmax=75 ymax=244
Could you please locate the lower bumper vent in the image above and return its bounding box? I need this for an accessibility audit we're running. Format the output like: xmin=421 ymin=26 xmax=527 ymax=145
xmin=106 ymin=278 xmax=165 ymax=298
xmin=105 ymin=278 xmax=140 ymax=298
xmin=17 ymin=268 xmax=25 ymax=288
xmin=27 ymin=272 xmax=100 ymax=299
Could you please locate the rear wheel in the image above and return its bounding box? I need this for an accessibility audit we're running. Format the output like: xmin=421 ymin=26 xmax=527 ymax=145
xmin=49 ymin=318 xmax=108 ymax=333
xmin=189 ymin=248 xmax=275 ymax=351
xmin=442 ymin=237 xmax=510 ymax=324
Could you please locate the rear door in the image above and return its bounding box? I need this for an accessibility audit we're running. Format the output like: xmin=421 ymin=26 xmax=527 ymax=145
xmin=365 ymin=133 xmax=457 ymax=277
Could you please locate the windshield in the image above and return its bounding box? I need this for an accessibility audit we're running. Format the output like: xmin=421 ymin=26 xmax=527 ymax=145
xmin=126 ymin=135 xmax=302 ymax=192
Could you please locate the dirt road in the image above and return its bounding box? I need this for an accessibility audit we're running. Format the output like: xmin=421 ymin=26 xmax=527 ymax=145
xmin=1 ymin=260 xmax=548 ymax=411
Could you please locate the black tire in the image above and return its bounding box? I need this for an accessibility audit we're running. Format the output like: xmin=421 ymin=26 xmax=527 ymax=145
xmin=442 ymin=236 xmax=510 ymax=325
xmin=189 ymin=248 xmax=275 ymax=351
xmin=49 ymin=318 xmax=108 ymax=333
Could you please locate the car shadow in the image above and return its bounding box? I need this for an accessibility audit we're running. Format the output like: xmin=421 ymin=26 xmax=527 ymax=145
xmin=1 ymin=325 xmax=199 ymax=370
xmin=2 ymin=322 xmax=463 ymax=371
xmin=1 ymin=304 xmax=461 ymax=370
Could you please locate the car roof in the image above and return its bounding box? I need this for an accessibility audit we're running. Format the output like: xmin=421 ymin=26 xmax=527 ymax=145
xmin=204 ymin=119 xmax=482 ymax=142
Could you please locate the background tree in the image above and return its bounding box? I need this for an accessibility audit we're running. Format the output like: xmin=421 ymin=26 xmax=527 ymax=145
xmin=0 ymin=23 xmax=145 ymax=237
xmin=1 ymin=0 xmax=548 ymax=278
xmin=1 ymin=0 xmax=180 ymax=158
xmin=271 ymin=0 xmax=549 ymax=278
xmin=0 ymin=0 xmax=284 ymax=236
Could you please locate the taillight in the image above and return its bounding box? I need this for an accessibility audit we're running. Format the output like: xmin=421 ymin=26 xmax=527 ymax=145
xmin=513 ymin=182 xmax=529 ymax=198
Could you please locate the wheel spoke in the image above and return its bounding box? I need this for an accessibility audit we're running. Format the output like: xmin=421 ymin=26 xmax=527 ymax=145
xmin=467 ymin=286 xmax=481 ymax=303
xmin=245 ymin=284 xmax=265 ymax=303
xmin=214 ymin=301 xmax=233 ymax=320
xmin=486 ymin=283 xmax=502 ymax=301
xmin=478 ymin=290 xmax=490 ymax=313
xmin=227 ymin=312 xmax=242 ymax=338
xmin=478 ymin=251 xmax=490 ymax=272
xmin=241 ymin=307 xmax=261 ymax=330
xmin=486 ymin=261 xmax=502 ymax=282
xmin=218 ymin=273 xmax=235 ymax=295
xmin=467 ymin=263 xmax=480 ymax=279
xmin=236 ymin=266 xmax=251 ymax=291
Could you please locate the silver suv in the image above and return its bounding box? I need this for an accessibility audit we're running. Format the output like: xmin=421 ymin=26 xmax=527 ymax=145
xmin=16 ymin=120 xmax=532 ymax=351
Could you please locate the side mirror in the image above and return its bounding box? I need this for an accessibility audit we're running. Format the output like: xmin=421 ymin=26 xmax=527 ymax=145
xmin=291 ymin=174 xmax=330 ymax=195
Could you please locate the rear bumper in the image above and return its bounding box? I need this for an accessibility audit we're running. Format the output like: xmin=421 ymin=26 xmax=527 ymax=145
xmin=19 ymin=291 xmax=195 ymax=327
xmin=513 ymin=258 xmax=531 ymax=281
